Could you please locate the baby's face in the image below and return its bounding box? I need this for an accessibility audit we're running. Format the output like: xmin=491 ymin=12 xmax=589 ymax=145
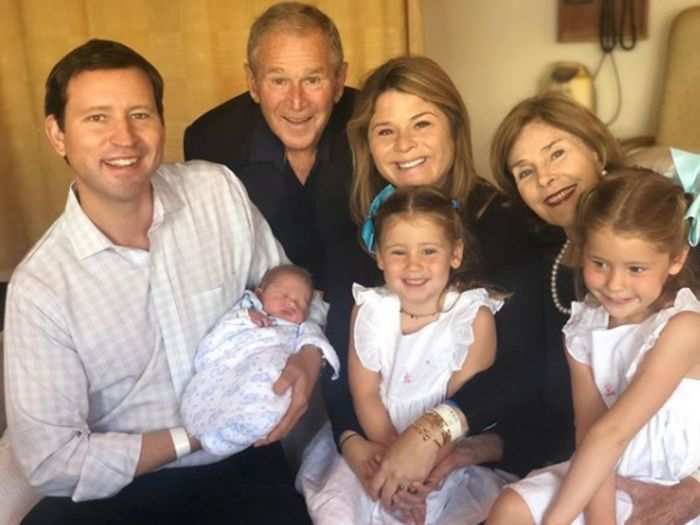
xmin=257 ymin=273 xmax=312 ymax=324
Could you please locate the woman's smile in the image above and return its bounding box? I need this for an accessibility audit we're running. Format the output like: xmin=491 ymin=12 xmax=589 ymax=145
xmin=508 ymin=120 xmax=602 ymax=232
xmin=369 ymin=90 xmax=454 ymax=188
xmin=397 ymin=157 xmax=427 ymax=170
xmin=544 ymin=184 xmax=577 ymax=206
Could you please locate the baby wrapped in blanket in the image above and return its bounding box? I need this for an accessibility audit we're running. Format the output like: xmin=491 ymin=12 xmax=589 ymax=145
xmin=181 ymin=264 xmax=339 ymax=455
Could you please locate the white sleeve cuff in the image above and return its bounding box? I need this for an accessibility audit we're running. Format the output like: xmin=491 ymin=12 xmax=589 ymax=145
xmin=72 ymin=432 xmax=142 ymax=501
xmin=307 ymin=290 xmax=329 ymax=328
xmin=296 ymin=321 xmax=340 ymax=379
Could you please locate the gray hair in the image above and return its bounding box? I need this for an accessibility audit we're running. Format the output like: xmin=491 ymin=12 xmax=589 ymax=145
xmin=247 ymin=2 xmax=344 ymax=74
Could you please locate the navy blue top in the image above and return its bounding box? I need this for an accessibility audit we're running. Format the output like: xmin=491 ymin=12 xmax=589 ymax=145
xmin=184 ymin=90 xmax=357 ymax=292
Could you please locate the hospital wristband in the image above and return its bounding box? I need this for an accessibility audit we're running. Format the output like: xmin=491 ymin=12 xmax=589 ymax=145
xmin=410 ymin=418 xmax=443 ymax=449
xmin=429 ymin=403 xmax=465 ymax=442
xmin=445 ymin=400 xmax=470 ymax=435
xmin=170 ymin=427 xmax=192 ymax=459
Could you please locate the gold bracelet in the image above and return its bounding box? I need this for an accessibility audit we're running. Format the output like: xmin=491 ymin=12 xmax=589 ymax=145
xmin=409 ymin=420 xmax=442 ymax=449
xmin=421 ymin=411 xmax=451 ymax=447
xmin=409 ymin=423 xmax=440 ymax=448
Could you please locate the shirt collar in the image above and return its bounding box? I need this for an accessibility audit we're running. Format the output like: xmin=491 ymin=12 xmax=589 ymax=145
xmin=64 ymin=184 xmax=113 ymax=259
xmin=64 ymin=170 xmax=184 ymax=259
xmin=150 ymin=167 xmax=184 ymax=228
xmin=249 ymin=103 xmax=333 ymax=170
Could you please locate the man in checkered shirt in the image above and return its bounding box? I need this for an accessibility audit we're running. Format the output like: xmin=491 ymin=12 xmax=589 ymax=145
xmin=4 ymin=38 xmax=325 ymax=524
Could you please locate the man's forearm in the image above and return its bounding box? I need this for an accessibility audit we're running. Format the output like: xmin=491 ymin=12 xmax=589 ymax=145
xmin=617 ymin=473 xmax=700 ymax=525
xmin=135 ymin=428 xmax=201 ymax=476
xmin=298 ymin=344 xmax=323 ymax=378
xmin=297 ymin=329 xmax=340 ymax=378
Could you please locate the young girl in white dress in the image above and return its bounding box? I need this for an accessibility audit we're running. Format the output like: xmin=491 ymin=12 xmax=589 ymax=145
xmin=298 ymin=186 xmax=514 ymax=525
xmin=487 ymin=166 xmax=700 ymax=525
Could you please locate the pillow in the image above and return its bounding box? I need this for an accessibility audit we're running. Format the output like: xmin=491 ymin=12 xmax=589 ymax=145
xmin=624 ymin=145 xmax=675 ymax=177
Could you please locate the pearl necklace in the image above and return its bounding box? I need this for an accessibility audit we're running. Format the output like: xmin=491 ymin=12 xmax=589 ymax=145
xmin=400 ymin=308 xmax=439 ymax=320
xmin=550 ymin=240 xmax=572 ymax=315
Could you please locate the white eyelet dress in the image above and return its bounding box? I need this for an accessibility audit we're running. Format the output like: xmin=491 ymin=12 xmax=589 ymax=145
xmin=507 ymin=288 xmax=700 ymax=524
xmin=297 ymin=284 xmax=515 ymax=525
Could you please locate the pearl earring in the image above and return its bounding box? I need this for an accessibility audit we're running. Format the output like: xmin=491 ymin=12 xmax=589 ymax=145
xmin=601 ymin=168 xmax=607 ymax=176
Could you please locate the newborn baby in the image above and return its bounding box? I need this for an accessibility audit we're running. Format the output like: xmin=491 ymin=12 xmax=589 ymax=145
xmin=181 ymin=264 xmax=339 ymax=455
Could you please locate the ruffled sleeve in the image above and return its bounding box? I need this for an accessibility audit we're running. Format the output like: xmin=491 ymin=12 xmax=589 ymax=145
xmin=296 ymin=321 xmax=340 ymax=379
xmin=352 ymin=284 xmax=399 ymax=372
xmin=448 ymin=288 xmax=503 ymax=371
xmin=625 ymin=288 xmax=700 ymax=381
xmin=563 ymin=296 xmax=608 ymax=365
xmin=306 ymin=290 xmax=329 ymax=328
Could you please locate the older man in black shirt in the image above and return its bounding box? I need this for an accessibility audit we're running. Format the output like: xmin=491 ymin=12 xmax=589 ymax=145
xmin=184 ymin=2 xmax=356 ymax=292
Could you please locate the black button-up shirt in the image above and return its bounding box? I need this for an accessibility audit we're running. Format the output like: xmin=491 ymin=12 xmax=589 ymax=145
xmin=184 ymin=89 xmax=357 ymax=291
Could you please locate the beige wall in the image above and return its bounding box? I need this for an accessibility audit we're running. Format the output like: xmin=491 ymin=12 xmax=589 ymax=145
xmin=422 ymin=0 xmax=700 ymax=181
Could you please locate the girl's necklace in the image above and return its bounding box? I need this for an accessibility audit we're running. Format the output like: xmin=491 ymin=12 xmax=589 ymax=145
xmin=400 ymin=308 xmax=439 ymax=320
xmin=551 ymin=240 xmax=572 ymax=315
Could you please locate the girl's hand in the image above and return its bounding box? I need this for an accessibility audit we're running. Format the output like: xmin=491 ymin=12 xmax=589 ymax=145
xmin=392 ymin=433 xmax=504 ymax=509
xmin=370 ymin=424 xmax=443 ymax=508
xmin=389 ymin=445 xmax=455 ymax=510
xmin=341 ymin=433 xmax=386 ymax=496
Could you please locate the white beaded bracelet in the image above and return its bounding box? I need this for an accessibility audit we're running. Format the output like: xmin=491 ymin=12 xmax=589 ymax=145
xmin=170 ymin=427 xmax=192 ymax=459
xmin=429 ymin=403 xmax=465 ymax=442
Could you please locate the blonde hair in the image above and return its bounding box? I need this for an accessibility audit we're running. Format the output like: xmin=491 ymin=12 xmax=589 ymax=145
xmin=247 ymin=2 xmax=343 ymax=74
xmin=574 ymin=167 xmax=698 ymax=300
xmin=373 ymin=186 xmax=479 ymax=292
xmin=349 ymin=55 xmax=479 ymax=224
xmin=490 ymin=93 xmax=624 ymax=205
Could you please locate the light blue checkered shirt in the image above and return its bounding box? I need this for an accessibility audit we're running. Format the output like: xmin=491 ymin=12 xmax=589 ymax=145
xmin=5 ymin=161 xmax=327 ymax=501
